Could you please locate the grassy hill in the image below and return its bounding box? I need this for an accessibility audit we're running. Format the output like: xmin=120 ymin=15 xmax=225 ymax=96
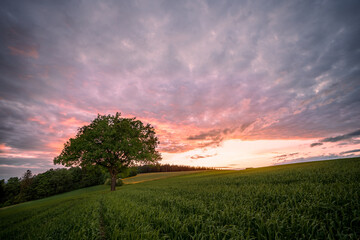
xmin=122 ymin=171 xmax=202 ymax=184
xmin=1 ymin=158 xmax=359 ymax=239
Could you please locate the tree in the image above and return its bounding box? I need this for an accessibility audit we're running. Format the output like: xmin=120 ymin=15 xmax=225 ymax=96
xmin=54 ymin=113 xmax=161 ymax=191
xmin=4 ymin=177 xmax=20 ymax=205
xmin=0 ymin=179 xmax=5 ymax=204
xmin=19 ymin=170 xmax=34 ymax=201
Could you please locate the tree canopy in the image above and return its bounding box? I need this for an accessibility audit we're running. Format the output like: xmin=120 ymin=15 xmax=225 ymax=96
xmin=54 ymin=112 xmax=161 ymax=190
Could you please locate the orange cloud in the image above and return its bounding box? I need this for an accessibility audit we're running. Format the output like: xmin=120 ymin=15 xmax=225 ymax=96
xmin=8 ymin=45 xmax=39 ymax=59
xmin=0 ymin=143 xmax=12 ymax=152
xmin=60 ymin=117 xmax=88 ymax=127
xmin=28 ymin=117 xmax=47 ymax=125
xmin=47 ymin=141 xmax=66 ymax=152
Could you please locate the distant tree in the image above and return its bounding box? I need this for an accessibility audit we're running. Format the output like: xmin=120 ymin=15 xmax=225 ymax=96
xmin=19 ymin=170 xmax=34 ymax=201
xmin=137 ymin=164 xmax=215 ymax=173
xmin=0 ymin=179 xmax=5 ymax=204
xmin=54 ymin=113 xmax=161 ymax=191
xmin=0 ymin=166 xmax=108 ymax=207
xmin=4 ymin=177 xmax=20 ymax=205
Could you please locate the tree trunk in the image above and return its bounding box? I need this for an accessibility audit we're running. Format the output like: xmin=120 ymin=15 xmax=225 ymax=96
xmin=110 ymin=173 xmax=116 ymax=191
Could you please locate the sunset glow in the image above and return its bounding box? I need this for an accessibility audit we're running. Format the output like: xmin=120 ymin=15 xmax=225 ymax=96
xmin=1 ymin=1 xmax=360 ymax=180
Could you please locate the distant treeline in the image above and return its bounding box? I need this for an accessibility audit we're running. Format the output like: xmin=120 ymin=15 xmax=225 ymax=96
xmin=0 ymin=164 xmax=213 ymax=207
xmin=0 ymin=166 xmax=105 ymax=207
xmin=137 ymin=164 xmax=215 ymax=173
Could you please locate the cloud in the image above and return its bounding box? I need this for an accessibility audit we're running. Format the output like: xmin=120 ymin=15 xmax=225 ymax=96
xmin=273 ymin=152 xmax=299 ymax=163
xmin=158 ymin=142 xmax=193 ymax=153
xmin=337 ymin=139 xmax=360 ymax=146
xmin=186 ymin=123 xmax=253 ymax=149
xmin=0 ymin=165 xmax=58 ymax=181
xmin=187 ymin=129 xmax=227 ymax=141
xmin=0 ymin=157 xmax=52 ymax=167
xmin=187 ymin=128 xmax=231 ymax=148
xmin=310 ymin=143 xmax=323 ymax=147
xmin=340 ymin=149 xmax=360 ymax=155
xmin=321 ymin=129 xmax=360 ymax=143
xmin=1 ymin=0 xmax=360 ymax=178
xmin=8 ymin=45 xmax=38 ymax=59
xmin=274 ymin=154 xmax=360 ymax=166
xmin=190 ymin=153 xmax=217 ymax=159
xmin=310 ymin=129 xmax=360 ymax=147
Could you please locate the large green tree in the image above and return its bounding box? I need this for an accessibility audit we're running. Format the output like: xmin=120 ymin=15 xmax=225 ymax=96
xmin=54 ymin=113 xmax=161 ymax=191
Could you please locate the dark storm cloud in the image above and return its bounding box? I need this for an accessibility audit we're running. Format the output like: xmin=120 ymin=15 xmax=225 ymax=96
xmin=1 ymin=0 xmax=360 ymax=178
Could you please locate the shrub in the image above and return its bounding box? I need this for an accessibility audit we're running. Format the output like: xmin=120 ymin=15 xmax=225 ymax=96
xmin=104 ymin=178 xmax=123 ymax=186
xmin=119 ymin=167 xmax=138 ymax=178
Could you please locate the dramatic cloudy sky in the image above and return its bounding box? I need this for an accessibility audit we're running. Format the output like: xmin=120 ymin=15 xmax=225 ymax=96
xmin=1 ymin=0 xmax=360 ymax=179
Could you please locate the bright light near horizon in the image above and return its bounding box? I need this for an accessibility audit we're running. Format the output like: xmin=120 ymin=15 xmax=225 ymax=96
xmin=161 ymin=138 xmax=360 ymax=169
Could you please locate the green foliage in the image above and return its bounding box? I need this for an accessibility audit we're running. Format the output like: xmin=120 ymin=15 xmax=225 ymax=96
xmin=119 ymin=167 xmax=138 ymax=178
xmin=0 ymin=180 xmax=5 ymax=203
xmin=53 ymin=112 xmax=161 ymax=190
xmin=1 ymin=158 xmax=359 ymax=239
xmin=104 ymin=178 xmax=123 ymax=186
xmin=2 ymin=177 xmax=21 ymax=206
xmin=137 ymin=163 xmax=215 ymax=173
xmin=0 ymin=167 xmax=106 ymax=207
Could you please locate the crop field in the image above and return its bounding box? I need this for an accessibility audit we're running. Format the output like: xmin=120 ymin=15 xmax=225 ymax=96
xmin=1 ymin=158 xmax=359 ymax=239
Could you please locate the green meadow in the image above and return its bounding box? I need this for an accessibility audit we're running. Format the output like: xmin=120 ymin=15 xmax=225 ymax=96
xmin=1 ymin=158 xmax=359 ymax=239
xmin=122 ymin=171 xmax=201 ymax=184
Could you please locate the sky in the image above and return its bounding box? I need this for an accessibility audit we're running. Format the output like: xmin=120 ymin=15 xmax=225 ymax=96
xmin=0 ymin=0 xmax=360 ymax=180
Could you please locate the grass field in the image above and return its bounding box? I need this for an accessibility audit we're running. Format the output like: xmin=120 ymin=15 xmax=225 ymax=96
xmin=1 ymin=158 xmax=359 ymax=239
xmin=122 ymin=171 xmax=201 ymax=184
